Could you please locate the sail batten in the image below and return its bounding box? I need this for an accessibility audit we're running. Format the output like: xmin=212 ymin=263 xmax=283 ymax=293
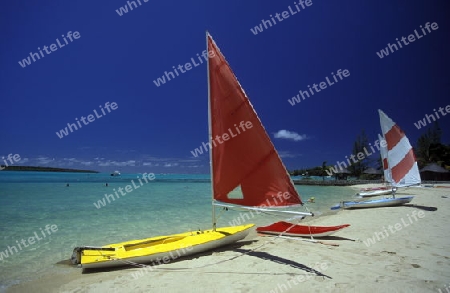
xmin=207 ymin=34 xmax=302 ymax=207
xmin=379 ymin=109 xmax=421 ymax=187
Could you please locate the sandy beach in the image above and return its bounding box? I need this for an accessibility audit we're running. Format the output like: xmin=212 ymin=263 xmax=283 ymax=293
xmin=7 ymin=184 xmax=450 ymax=293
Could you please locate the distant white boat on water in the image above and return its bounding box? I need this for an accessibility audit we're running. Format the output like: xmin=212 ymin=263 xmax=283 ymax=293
xmin=110 ymin=171 xmax=120 ymax=176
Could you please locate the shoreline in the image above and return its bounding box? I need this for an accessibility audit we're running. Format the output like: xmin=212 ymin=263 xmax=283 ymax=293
xmin=6 ymin=184 xmax=450 ymax=293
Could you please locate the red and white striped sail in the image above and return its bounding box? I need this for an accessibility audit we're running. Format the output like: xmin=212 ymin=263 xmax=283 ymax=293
xmin=378 ymin=110 xmax=421 ymax=187
xmin=378 ymin=133 xmax=392 ymax=184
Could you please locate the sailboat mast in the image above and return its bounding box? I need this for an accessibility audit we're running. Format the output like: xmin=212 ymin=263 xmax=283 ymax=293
xmin=206 ymin=31 xmax=216 ymax=231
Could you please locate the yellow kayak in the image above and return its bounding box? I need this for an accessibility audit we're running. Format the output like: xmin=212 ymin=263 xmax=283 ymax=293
xmin=71 ymin=224 xmax=254 ymax=269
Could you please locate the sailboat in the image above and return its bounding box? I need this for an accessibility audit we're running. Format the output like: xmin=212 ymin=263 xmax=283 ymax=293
xmin=331 ymin=109 xmax=420 ymax=210
xmin=70 ymin=32 xmax=312 ymax=270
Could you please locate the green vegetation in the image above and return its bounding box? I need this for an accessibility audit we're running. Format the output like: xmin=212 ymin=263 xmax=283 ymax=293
xmin=415 ymin=122 xmax=450 ymax=169
xmin=347 ymin=130 xmax=370 ymax=178
xmin=289 ymin=166 xmax=327 ymax=177
xmin=0 ymin=166 xmax=99 ymax=173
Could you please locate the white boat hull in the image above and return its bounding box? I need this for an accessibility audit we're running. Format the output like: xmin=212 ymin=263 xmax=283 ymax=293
xmin=356 ymin=189 xmax=392 ymax=198
xmin=341 ymin=196 xmax=413 ymax=209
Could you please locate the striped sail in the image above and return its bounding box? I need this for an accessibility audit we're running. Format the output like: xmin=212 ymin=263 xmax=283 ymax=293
xmin=378 ymin=109 xmax=421 ymax=187
xmin=378 ymin=133 xmax=392 ymax=184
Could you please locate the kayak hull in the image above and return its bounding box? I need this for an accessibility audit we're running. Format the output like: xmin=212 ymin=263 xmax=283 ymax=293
xmin=256 ymin=221 xmax=350 ymax=237
xmin=72 ymin=224 xmax=254 ymax=269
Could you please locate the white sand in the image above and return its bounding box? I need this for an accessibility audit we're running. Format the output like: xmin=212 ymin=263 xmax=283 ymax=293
xmin=7 ymin=185 xmax=450 ymax=293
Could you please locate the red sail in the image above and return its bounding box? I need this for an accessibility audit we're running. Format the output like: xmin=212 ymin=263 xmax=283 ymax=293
xmin=207 ymin=34 xmax=302 ymax=207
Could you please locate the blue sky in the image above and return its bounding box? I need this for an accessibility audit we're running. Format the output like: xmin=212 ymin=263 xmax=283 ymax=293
xmin=1 ymin=0 xmax=449 ymax=173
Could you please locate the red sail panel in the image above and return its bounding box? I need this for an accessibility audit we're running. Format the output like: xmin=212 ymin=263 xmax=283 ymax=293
xmin=383 ymin=158 xmax=389 ymax=170
xmin=391 ymin=149 xmax=416 ymax=183
xmin=384 ymin=125 xmax=405 ymax=151
xmin=207 ymin=34 xmax=301 ymax=207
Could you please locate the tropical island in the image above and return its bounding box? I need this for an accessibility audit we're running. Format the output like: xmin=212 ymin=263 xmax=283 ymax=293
xmin=0 ymin=166 xmax=99 ymax=173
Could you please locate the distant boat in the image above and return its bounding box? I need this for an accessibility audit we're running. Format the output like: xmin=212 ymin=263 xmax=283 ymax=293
xmin=71 ymin=32 xmax=312 ymax=270
xmin=110 ymin=171 xmax=120 ymax=176
xmin=257 ymin=221 xmax=350 ymax=238
xmin=332 ymin=110 xmax=420 ymax=209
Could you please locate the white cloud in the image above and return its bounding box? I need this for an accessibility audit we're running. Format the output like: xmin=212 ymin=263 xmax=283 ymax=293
xmin=36 ymin=156 xmax=54 ymax=164
xmin=98 ymin=160 xmax=136 ymax=167
xmin=274 ymin=130 xmax=307 ymax=142
xmin=15 ymin=158 xmax=29 ymax=164
xmin=278 ymin=151 xmax=301 ymax=158
xmin=164 ymin=163 xmax=179 ymax=167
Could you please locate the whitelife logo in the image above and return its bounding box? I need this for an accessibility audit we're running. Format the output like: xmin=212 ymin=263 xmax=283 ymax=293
xmin=414 ymin=104 xmax=450 ymax=130
xmin=0 ymin=224 xmax=58 ymax=261
xmin=190 ymin=121 xmax=253 ymax=158
xmin=18 ymin=31 xmax=81 ymax=68
xmin=250 ymin=0 xmax=313 ymax=35
xmin=56 ymin=102 xmax=118 ymax=139
xmin=115 ymin=0 xmax=150 ymax=16
xmin=93 ymin=173 xmax=155 ymax=209
xmin=0 ymin=154 xmax=21 ymax=170
xmin=287 ymin=69 xmax=350 ymax=106
xmin=376 ymin=22 xmax=439 ymax=59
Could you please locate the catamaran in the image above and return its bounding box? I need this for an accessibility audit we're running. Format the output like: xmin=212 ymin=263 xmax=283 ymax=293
xmin=332 ymin=109 xmax=420 ymax=210
xmin=70 ymin=32 xmax=313 ymax=270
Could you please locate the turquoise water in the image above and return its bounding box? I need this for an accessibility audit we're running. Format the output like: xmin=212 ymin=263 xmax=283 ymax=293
xmin=0 ymin=172 xmax=354 ymax=292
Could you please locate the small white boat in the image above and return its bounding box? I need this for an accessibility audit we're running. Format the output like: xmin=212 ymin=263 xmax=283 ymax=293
xmin=356 ymin=189 xmax=392 ymax=198
xmin=331 ymin=196 xmax=413 ymax=210
xmin=110 ymin=171 xmax=121 ymax=176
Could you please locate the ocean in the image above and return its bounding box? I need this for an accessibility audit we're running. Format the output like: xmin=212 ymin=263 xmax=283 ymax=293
xmin=0 ymin=172 xmax=354 ymax=292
